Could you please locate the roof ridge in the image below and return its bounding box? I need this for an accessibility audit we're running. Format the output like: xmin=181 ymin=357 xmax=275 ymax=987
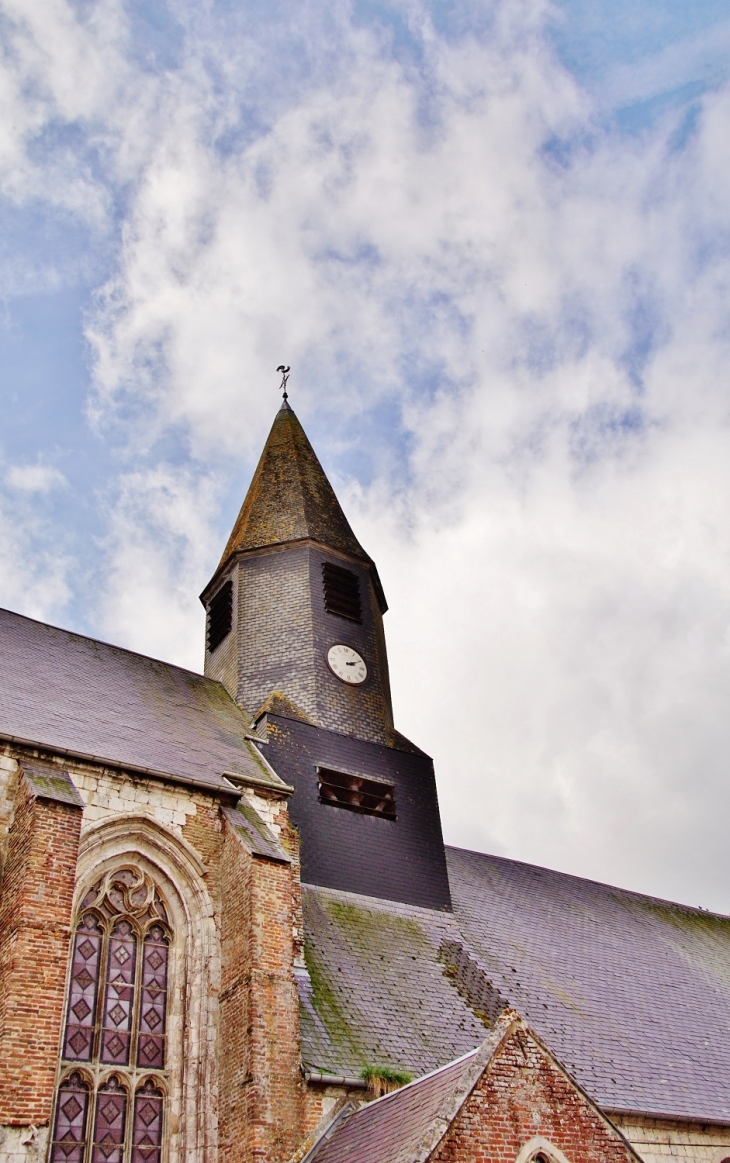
xmin=446 ymin=845 xmax=730 ymax=920
xmin=0 ymin=606 xmax=238 ymax=697
xmin=342 ymin=1044 xmax=481 ymax=1117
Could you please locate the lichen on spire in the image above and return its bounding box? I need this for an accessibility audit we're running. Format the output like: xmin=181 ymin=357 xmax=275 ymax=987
xmin=217 ymin=401 xmax=371 ymax=571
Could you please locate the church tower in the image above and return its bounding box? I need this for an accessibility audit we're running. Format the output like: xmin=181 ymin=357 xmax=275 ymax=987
xmin=201 ymin=399 xmax=394 ymax=744
xmin=201 ymin=399 xmax=451 ymax=910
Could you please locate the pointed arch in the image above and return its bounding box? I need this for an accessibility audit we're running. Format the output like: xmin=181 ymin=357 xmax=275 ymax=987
xmin=515 ymin=1138 xmax=572 ymax=1163
xmin=54 ymin=812 xmax=220 ymax=1163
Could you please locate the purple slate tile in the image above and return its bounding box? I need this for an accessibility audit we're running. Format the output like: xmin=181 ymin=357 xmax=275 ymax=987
xmin=0 ymin=607 xmax=276 ymax=793
xmin=307 ymin=1051 xmax=479 ymax=1163
xmin=301 ymin=849 xmax=730 ymax=1123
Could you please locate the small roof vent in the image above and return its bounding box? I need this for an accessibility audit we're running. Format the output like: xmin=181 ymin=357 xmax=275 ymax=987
xmin=317 ymin=767 xmax=396 ymax=820
xmin=322 ymin=562 xmax=362 ymax=622
xmin=207 ymin=580 xmax=233 ymax=653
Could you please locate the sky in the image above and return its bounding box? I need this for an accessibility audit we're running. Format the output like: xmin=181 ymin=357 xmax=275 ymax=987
xmin=3 ymin=0 xmax=730 ymax=912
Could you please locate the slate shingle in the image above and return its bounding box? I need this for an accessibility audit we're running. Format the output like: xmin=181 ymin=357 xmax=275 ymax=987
xmin=306 ymin=1049 xmax=480 ymax=1163
xmin=301 ymin=847 xmax=730 ymax=1123
xmin=217 ymin=401 xmax=369 ymax=568
xmin=0 ymin=607 xmax=281 ymax=794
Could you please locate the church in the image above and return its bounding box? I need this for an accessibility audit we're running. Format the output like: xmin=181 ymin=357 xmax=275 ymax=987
xmin=1 ymin=398 xmax=729 ymax=1163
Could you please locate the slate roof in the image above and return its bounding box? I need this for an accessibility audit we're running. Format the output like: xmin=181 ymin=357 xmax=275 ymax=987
xmin=305 ymin=1046 xmax=482 ymax=1163
xmin=300 ymin=847 xmax=730 ymax=1124
xmin=0 ymin=607 xmax=282 ymax=794
xmin=216 ymin=401 xmax=372 ymax=572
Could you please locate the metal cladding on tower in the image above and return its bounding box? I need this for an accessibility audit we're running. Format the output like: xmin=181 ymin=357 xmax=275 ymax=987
xmin=201 ymin=399 xmax=451 ymax=910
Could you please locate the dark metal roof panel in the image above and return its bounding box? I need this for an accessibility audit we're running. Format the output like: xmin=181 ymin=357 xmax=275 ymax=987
xmin=0 ymin=607 xmax=279 ymax=794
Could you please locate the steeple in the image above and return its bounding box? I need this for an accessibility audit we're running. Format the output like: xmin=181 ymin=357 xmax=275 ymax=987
xmin=200 ymin=401 xmax=391 ymax=740
xmin=212 ymin=401 xmax=387 ymax=610
xmin=219 ymin=402 xmax=368 ymax=567
xmin=200 ymin=396 xmax=452 ymax=910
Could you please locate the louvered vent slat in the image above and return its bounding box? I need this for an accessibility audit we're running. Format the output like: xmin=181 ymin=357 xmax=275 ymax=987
xmin=322 ymin=562 xmax=362 ymax=622
xmin=207 ymin=580 xmax=233 ymax=653
xmin=317 ymin=766 xmax=396 ymax=820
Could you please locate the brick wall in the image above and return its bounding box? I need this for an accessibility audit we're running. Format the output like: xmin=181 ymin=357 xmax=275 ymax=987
xmin=433 ymin=1022 xmax=640 ymax=1163
xmin=0 ymin=775 xmax=82 ymax=1125
xmin=219 ymin=803 xmax=305 ymax=1163
xmin=0 ymin=744 xmax=309 ymax=1163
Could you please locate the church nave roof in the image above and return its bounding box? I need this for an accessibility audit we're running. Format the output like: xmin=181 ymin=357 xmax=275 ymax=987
xmin=299 ymin=846 xmax=730 ymax=1125
xmin=0 ymin=606 xmax=282 ymax=795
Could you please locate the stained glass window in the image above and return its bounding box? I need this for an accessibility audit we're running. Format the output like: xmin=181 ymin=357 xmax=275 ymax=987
xmin=137 ymin=927 xmax=169 ymax=1070
xmin=64 ymin=916 xmax=103 ymax=1061
xmin=91 ymin=1078 xmax=127 ymax=1163
xmin=132 ymin=1079 xmax=164 ymax=1163
xmin=100 ymin=921 xmax=137 ymax=1065
xmin=51 ymin=1073 xmax=90 ymax=1163
xmin=53 ymin=866 xmax=172 ymax=1163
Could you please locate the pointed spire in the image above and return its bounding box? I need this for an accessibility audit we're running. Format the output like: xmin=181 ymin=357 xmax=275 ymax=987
xmin=216 ymin=401 xmax=371 ymax=572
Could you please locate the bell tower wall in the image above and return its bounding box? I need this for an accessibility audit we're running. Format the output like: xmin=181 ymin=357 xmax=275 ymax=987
xmin=204 ymin=543 xmax=394 ymax=743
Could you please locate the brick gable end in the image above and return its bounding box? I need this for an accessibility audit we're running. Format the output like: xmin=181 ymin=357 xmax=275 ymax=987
xmin=433 ymin=1023 xmax=639 ymax=1163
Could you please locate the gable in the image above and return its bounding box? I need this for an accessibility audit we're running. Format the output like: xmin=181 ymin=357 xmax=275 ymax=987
xmin=304 ymin=1016 xmax=642 ymax=1163
xmin=433 ymin=1021 xmax=639 ymax=1163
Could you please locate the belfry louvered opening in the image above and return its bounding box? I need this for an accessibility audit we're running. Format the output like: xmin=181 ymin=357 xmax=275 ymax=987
xmin=322 ymin=562 xmax=362 ymax=622
xmin=317 ymin=767 xmax=396 ymax=820
xmin=207 ymin=580 xmax=233 ymax=653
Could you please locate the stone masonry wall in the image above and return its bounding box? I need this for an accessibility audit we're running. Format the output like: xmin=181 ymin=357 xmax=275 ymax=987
xmin=205 ymin=543 xmax=396 ymax=747
xmin=308 ymin=549 xmax=393 ymax=745
xmin=0 ymin=743 xmax=304 ymax=1163
xmin=0 ymin=774 xmax=82 ymax=1126
xmin=433 ymin=1023 xmax=640 ymax=1163
xmin=0 ymin=754 xmax=19 ymax=881
xmin=613 ymin=1117 xmax=730 ymax=1163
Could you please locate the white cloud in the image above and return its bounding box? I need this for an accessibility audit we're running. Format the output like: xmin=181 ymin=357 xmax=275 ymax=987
xmin=5 ymin=463 xmax=67 ymax=493
xmin=0 ymin=456 xmax=71 ymax=618
xmin=5 ymin=0 xmax=730 ymax=910
xmin=0 ymin=485 xmax=71 ymax=620
xmin=95 ymin=464 xmax=219 ymax=668
xmin=359 ymin=412 xmax=730 ymax=911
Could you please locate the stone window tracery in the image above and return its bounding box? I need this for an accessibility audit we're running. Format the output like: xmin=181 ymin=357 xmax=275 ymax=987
xmin=50 ymin=867 xmax=171 ymax=1163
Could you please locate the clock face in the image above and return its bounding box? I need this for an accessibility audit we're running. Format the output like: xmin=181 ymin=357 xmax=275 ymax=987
xmin=327 ymin=644 xmax=368 ymax=685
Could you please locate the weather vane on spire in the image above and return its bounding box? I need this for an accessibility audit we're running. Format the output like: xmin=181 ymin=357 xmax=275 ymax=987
xmin=277 ymin=365 xmax=291 ymax=401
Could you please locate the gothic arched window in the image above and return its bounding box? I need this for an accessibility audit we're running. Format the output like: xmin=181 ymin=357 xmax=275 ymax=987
xmin=51 ymin=868 xmax=171 ymax=1163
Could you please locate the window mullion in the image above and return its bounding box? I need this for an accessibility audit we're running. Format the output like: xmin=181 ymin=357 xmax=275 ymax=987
xmin=121 ymin=924 xmax=146 ymax=1163
xmin=130 ymin=923 xmax=145 ymax=1071
xmin=92 ymin=921 xmax=111 ymax=1065
xmin=84 ymin=1081 xmax=95 ymax=1163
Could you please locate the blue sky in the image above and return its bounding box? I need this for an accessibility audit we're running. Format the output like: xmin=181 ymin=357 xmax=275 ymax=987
xmin=3 ymin=0 xmax=730 ymax=909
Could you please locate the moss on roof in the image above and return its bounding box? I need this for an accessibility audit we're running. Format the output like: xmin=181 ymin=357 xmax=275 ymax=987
xmin=300 ymin=888 xmax=487 ymax=1079
xmin=217 ymin=401 xmax=370 ymax=571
